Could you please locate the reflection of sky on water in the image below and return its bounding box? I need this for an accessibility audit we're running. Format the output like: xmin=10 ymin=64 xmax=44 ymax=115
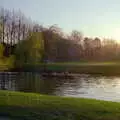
xmin=54 ymin=75 xmax=120 ymax=102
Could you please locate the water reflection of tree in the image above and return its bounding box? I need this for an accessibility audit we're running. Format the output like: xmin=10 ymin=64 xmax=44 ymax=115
xmin=0 ymin=72 xmax=17 ymax=90
xmin=15 ymin=72 xmax=62 ymax=95
xmin=16 ymin=73 xmax=117 ymax=96
xmin=3 ymin=73 xmax=118 ymax=96
xmin=0 ymin=72 xmax=6 ymax=90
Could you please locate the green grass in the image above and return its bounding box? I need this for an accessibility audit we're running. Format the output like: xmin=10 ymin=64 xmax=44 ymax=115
xmin=26 ymin=61 xmax=120 ymax=66
xmin=46 ymin=61 xmax=120 ymax=65
xmin=22 ymin=62 xmax=120 ymax=75
xmin=0 ymin=90 xmax=120 ymax=120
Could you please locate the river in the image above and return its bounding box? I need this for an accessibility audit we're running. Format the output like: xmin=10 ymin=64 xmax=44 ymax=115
xmin=0 ymin=72 xmax=120 ymax=102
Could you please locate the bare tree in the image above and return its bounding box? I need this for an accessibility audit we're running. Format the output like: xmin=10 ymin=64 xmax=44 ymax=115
xmin=70 ymin=30 xmax=83 ymax=43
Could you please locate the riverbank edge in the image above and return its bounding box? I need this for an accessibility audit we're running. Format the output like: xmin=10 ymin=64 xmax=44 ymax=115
xmin=0 ymin=90 xmax=120 ymax=120
xmin=10 ymin=62 xmax=120 ymax=76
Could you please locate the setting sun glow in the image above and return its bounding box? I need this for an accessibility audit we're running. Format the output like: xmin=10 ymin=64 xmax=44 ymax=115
xmin=111 ymin=28 xmax=120 ymax=43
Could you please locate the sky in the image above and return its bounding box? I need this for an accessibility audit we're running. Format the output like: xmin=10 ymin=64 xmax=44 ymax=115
xmin=1 ymin=0 xmax=120 ymax=40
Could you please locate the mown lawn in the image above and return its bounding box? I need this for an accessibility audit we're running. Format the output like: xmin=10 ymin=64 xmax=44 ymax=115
xmin=0 ymin=90 xmax=120 ymax=120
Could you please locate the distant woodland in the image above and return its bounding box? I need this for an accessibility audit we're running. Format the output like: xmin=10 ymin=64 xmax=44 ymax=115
xmin=0 ymin=8 xmax=120 ymax=69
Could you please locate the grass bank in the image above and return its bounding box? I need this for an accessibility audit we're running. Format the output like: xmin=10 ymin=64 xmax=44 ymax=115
xmin=21 ymin=62 xmax=120 ymax=75
xmin=0 ymin=90 xmax=120 ymax=120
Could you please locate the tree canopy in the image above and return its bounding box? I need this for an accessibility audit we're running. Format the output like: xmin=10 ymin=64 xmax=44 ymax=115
xmin=15 ymin=31 xmax=44 ymax=67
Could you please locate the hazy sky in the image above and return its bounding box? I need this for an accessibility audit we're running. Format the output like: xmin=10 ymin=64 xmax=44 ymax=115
xmin=1 ymin=0 xmax=120 ymax=40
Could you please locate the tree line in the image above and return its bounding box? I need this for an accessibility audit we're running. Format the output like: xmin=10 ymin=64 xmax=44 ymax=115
xmin=0 ymin=8 xmax=120 ymax=69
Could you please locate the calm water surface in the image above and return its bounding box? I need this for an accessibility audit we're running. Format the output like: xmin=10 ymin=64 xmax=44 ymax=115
xmin=0 ymin=72 xmax=120 ymax=102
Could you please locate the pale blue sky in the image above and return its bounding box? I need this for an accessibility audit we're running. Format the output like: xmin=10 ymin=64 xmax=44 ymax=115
xmin=1 ymin=0 xmax=120 ymax=40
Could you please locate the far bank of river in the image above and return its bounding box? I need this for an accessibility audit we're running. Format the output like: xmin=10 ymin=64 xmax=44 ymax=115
xmin=11 ymin=62 xmax=120 ymax=75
